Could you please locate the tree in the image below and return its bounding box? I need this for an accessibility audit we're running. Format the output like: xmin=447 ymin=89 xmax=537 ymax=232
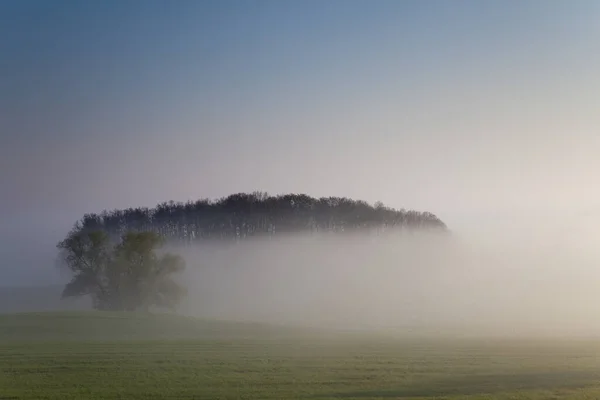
xmin=57 ymin=230 xmax=186 ymax=311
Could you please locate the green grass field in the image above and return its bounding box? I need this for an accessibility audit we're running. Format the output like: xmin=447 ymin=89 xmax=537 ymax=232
xmin=2 ymin=312 xmax=600 ymax=399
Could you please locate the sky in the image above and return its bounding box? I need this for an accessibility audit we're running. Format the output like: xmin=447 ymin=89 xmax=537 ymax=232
xmin=1 ymin=0 xmax=600 ymax=285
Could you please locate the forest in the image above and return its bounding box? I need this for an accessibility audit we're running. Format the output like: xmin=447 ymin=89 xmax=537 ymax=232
xmin=67 ymin=192 xmax=447 ymax=243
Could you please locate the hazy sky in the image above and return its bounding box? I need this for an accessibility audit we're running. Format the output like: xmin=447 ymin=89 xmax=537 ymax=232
xmin=2 ymin=0 xmax=600 ymax=285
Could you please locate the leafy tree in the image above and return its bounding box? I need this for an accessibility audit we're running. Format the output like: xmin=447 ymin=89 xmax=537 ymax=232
xmin=57 ymin=230 xmax=186 ymax=311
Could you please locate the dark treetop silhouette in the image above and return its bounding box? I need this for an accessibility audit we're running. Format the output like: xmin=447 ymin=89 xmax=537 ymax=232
xmin=57 ymin=193 xmax=445 ymax=311
xmin=66 ymin=192 xmax=447 ymax=243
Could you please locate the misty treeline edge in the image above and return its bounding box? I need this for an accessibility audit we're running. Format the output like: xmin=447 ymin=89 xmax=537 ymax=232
xmin=57 ymin=192 xmax=446 ymax=311
xmin=57 ymin=231 xmax=186 ymax=311
xmin=69 ymin=192 xmax=447 ymax=242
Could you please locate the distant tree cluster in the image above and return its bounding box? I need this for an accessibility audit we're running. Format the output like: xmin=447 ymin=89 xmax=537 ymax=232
xmin=57 ymin=231 xmax=185 ymax=311
xmin=56 ymin=193 xmax=446 ymax=311
xmin=68 ymin=192 xmax=447 ymax=243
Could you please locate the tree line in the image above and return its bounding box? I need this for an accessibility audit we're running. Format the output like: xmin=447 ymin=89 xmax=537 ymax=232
xmin=56 ymin=193 xmax=446 ymax=311
xmin=70 ymin=192 xmax=447 ymax=243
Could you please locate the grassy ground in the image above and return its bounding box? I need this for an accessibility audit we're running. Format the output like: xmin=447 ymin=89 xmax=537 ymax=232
xmin=2 ymin=312 xmax=600 ymax=399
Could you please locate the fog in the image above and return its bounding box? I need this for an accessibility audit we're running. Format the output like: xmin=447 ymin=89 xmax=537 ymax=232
xmin=169 ymin=218 xmax=600 ymax=338
xmin=2 ymin=211 xmax=600 ymax=338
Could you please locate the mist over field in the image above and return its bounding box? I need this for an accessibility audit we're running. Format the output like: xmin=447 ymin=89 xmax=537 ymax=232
xmin=5 ymin=1 xmax=600 ymax=398
xmin=2 ymin=207 xmax=600 ymax=339
xmin=165 ymin=217 xmax=600 ymax=337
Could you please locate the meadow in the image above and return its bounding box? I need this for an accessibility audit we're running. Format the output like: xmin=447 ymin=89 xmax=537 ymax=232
xmin=2 ymin=312 xmax=600 ymax=399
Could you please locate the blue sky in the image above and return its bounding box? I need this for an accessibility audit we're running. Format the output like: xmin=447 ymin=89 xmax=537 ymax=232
xmin=2 ymin=0 xmax=600 ymax=284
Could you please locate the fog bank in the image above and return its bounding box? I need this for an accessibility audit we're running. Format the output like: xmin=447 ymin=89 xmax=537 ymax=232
xmin=173 ymin=222 xmax=600 ymax=337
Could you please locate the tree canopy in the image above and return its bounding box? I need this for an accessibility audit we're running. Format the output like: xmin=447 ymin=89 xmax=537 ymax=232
xmin=57 ymin=230 xmax=186 ymax=311
xmin=67 ymin=192 xmax=447 ymax=244
xmin=56 ymin=193 xmax=446 ymax=311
